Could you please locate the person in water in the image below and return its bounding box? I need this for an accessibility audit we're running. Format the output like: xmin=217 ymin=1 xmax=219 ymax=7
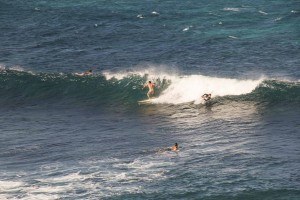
xmin=143 ymin=81 xmax=155 ymax=99
xmin=157 ymin=143 xmax=179 ymax=154
xmin=76 ymin=69 xmax=93 ymax=76
xmin=202 ymin=93 xmax=211 ymax=101
xmin=171 ymin=143 xmax=179 ymax=151
xmin=83 ymin=69 xmax=93 ymax=76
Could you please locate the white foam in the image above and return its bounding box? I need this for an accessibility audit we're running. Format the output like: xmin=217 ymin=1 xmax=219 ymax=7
xmin=102 ymin=67 xmax=264 ymax=104
xmin=0 ymin=154 xmax=175 ymax=199
xmin=22 ymin=194 xmax=60 ymax=200
xmin=102 ymin=65 xmax=178 ymax=81
xmin=228 ymin=35 xmax=238 ymax=39
xmin=223 ymin=7 xmax=240 ymax=12
xmin=151 ymin=11 xmax=159 ymax=15
xmin=0 ymin=194 xmax=9 ymax=200
xmin=37 ymin=172 xmax=83 ymax=183
xmin=0 ymin=180 xmax=24 ymax=190
xmin=0 ymin=64 xmax=5 ymax=70
xmin=154 ymin=75 xmax=263 ymax=104
xmin=40 ymin=163 xmax=63 ymax=173
xmin=27 ymin=185 xmax=68 ymax=193
xmin=183 ymin=26 xmax=192 ymax=32
xmin=102 ymin=70 xmax=133 ymax=80
xmin=9 ymin=65 xmax=24 ymax=72
xmin=137 ymin=14 xmax=144 ymax=19
xmin=92 ymin=156 xmax=172 ymax=183
xmin=259 ymin=10 xmax=268 ymax=15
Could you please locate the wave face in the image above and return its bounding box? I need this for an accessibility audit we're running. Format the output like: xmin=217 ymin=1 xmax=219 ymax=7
xmin=0 ymin=69 xmax=299 ymax=107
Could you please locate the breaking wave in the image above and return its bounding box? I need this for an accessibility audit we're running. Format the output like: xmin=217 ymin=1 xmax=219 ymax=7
xmin=0 ymin=69 xmax=299 ymax=107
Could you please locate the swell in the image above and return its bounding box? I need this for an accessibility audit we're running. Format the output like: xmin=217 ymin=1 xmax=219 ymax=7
xmin=0 ymin=70 xmax=147 ymax=107
xmin=0 ymin=70 xmax=299 ymax=107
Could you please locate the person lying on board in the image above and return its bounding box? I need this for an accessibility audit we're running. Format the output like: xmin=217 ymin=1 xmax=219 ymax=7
xmin=143 ymin=81 xmax=155 ymax=99
xmin=202 ymin=93 xmax=212 ymax=101
xmin=75 ymin=69 xmax=93 ymax=76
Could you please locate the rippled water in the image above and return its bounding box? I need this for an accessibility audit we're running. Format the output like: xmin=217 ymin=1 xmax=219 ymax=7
xmin=0 ymin=0 xmax=299 ymax=199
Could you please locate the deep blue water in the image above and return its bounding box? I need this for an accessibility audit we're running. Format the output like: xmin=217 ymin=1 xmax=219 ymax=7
xmin=0 ymin=0 xmax=299 ymax=199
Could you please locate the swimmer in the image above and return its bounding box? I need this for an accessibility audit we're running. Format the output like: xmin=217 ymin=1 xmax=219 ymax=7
xmin=171 ymin=143 xmax=179 ymax=151
xmin=143 ymin=81 xmax=155 ymax=99
xmin=202 ymin=93 xmax=212 ymax=101
xmin=156 ymin=143 xmax=179 ymax=154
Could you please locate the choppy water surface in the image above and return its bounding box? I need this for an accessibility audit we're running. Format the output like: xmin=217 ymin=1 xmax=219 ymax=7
xmin=0 ymin=0 xmax=299 ymax=199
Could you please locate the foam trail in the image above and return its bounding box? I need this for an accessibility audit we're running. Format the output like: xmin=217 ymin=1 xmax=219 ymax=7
xmin=154 ymin=75 xmax=263 ymax=104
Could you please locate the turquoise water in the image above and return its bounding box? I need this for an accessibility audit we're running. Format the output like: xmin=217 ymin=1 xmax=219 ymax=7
xmin=0 ymin=0 xmax=299 ymax=199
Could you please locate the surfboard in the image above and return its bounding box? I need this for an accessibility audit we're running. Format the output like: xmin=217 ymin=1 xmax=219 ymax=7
xmin=138 ymin=98 xmax=157 ymax=105
xmin=74 ymin=72 xmax=85 ymax=76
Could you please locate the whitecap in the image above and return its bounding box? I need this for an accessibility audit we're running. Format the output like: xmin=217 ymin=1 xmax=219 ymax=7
xmin=137 ymin=14 xmax=144 ymax=19
xmin=9 ymin=65 xmax=24 ymax=71
xmin=259 ymin=10 xmax=268 ymax=15
xmin=228 ymin=35 xmax=238 ymax=39
xmin=183 ymin=26 xmax=193 ymax=32
xmin=223 ymin=7 xmax=240 ymax=12
xmin=102 ymin=65 xmax=178 ymax=81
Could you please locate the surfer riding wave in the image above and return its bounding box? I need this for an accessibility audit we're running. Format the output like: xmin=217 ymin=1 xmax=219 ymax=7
xmin=143 ymin=81 xmax=155 ymax=99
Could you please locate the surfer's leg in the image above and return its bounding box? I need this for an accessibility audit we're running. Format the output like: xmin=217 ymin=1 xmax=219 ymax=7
xmin=147 ymin=90 xmax=154 ymax=99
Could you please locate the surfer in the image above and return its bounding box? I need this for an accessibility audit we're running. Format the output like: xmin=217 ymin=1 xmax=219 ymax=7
xmin=156 ymin=143 xmax=179 ymax=154
xmin=143 ymin=81 xmax=155 ymax=99
xmin=83 ymin=69 xmax=93 ymax=76
xmin=75 ymin=69 xmax=93 ymax=76
xmin=202 ymin=93 xmax=211 ymax=101
xmin=171 ymin=143 xmax=179 ymax=151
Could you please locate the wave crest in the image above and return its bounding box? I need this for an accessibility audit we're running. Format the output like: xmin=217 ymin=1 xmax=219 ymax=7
xmin=0 ymin=69 xmax=299 ymax=107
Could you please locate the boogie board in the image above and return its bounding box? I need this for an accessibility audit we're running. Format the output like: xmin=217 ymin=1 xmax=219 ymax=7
xmin=138 ymin=98 xmax=157 ymax=105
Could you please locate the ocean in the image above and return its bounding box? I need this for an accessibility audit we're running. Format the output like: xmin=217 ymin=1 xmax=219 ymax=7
xmin=0 ymin=0 xmax=299 ymax=199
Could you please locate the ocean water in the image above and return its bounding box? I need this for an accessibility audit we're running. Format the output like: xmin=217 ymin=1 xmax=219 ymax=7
xmin=0 ymin=0 xmax=299 ymax=199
